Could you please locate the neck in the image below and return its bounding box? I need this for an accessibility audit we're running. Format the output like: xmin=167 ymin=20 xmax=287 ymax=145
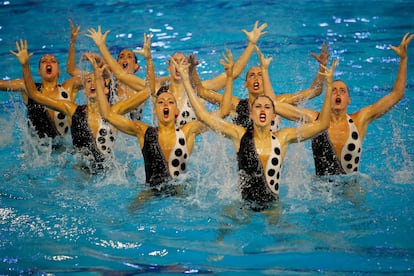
xmin=169 ymin=81 xmax=185 ymax=100
xmin=253 ymin=126 xmax=270 ymax=139
xmin=331 ymin=108 xmax=347 ymax=123
xmin=41 ymin=80 xmax=58 ymax=89
xmin=158 ymin=121 xmax=176 ymax=132
xmin=88 ymin=98 xmax=99 ymax=113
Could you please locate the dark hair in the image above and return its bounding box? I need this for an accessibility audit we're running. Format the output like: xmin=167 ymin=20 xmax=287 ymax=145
xmin=333 ymin=79 xmax=350 ymax=96
xmin=244 ymin=66 xmax=261 ymax=81
xmin=117 ymin=49 xmax=138 ymax=64
xmin=38 ymin=54 xmax=59 ymax=69
xmin=156 ymin=85 xmax=170 ymax=97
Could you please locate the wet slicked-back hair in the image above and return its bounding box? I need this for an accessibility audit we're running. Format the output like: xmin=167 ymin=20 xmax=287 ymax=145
xmin=333 ymin=79 xmax=350 ymax=96
xmin=251 ymin=95 xmax=276 ymax=113
xmin=38 ymin=54 xmax=59 ymax=69
xmin=117 ymin=49 xmax=138 ymax=64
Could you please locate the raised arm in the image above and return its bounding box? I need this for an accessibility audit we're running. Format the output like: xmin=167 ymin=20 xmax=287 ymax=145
xmin=133 ymin=33 xmax=155 ymax=95
xmin=66 ymin=19 xmax=82 ymax=77
xmin=190 ymin=53 xmax=240 ymax=110
xmin=87 ymin=53 xmax=147 ymax=142
xmin=85 ymin=26 xmax=147 ymax=91
xmin=202 ymin=21 xmax=267 ymax=91
xmin=107 ymin=33 xmax=154 ymax=115
xmin=174 ymin=58 xmax=244 ymax=143
xmin=256 ymin=45 xmax=275 ymax=99
xmin=280 ymin=59 xmax=337 ymax=144
xmin=255 ymin=46 xmax=318 ymax=123
xmin=10 ymin=40 xmax=75 ymax=115
xmin=275 ymin=42 xmax=330 ymax=104
xmin=356 ymin=33 xmax=413 ymax=132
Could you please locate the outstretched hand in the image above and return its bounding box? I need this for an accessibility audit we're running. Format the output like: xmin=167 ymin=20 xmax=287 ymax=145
xmin=10 ymin=40 xmax=33 ymax=66
xmin=318 ymin=59 xmax=338 ymax=84
xmin=390 ymin=32 xmax=414 ymax=59
xmin=133 ymin=33 xmax=153 ymax=59
xmin=242 ymin=20 xmax=268 ymax=45
xmin=310 ymin=42 xmax=330 ymax=66
xmin=220 ymin=49 xmax=234 ymax=77
xmin=85 ymin=26 xmax=110 ymax=48
xmin=187 ymin=53 xmax=200 ymax=73
xmin=171 ymin=57 xmax=190 ymax=81
xmin=255 ymin=45 xmax=272 ymax=69
xmin=69 ymin=18 xmax=81 ymax=42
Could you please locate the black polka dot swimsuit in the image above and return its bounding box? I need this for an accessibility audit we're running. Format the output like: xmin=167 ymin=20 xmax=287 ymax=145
xmin=233 ymin=98 xmax=280 ymax=132
xmin=26 ymin=84 xmax=70 ymax=138
xmin=237 ymin=130 xmax=280 ymax=210
xmin=312 ymin=115 xmax=362 ymax=175
xmin=71 ymin=105 xmax=116 ymax=163
xmin=142 ymin=127 xmax=189 ymax=187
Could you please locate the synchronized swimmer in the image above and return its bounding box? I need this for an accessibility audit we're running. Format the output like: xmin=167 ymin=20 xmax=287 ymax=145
xmin=1 ymin=18 xmax=413 ymax=210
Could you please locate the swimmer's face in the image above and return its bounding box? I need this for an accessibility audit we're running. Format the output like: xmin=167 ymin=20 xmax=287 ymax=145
xmin=168 ymin=52 xmax=187 ymax=80
xmin=83 ymin=73 xmax=97 ymax=99
xmin=83 ymin=73 xmax=108 ymax=100
xmin=154 ymin=92 xmax=179 ymax=123
xmin=117 ymin=49 xmax=139 ymax=74
xmin=38 ymin=55 xmax=60 ymax=80
xmin=244 ymin=66 xmax=264 ymax=95
xmin=331 ymin=80 xmax=350 ymax=111
xmin=250 ymin=96 xmax=276 ymax=128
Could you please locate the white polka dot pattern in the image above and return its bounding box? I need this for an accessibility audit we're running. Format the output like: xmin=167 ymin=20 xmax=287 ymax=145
xmin=95 ymin=119 xmax=116 ymax=156
xmin=340 ymin=115 xmax=362 ymax=174
xmin=54 ymin=86 xmax=70 ymax=135
xmin=265 ymin=134 xmax=282 ymax=195
xmin=168 ymin=129 xmax=189 ymax=177
xmin=176 ymin=96 xmax=197 ymax=127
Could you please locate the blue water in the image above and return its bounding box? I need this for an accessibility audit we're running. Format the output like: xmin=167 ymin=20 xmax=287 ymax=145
xmin=1 ymin=0 xmax=414 ymax=275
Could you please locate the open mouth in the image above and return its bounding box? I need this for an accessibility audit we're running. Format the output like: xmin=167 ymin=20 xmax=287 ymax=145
xmin=253 ymin=81 xmax=260 ymax=90
xmin=46 ymin=65 xmax=52 ymax=74
xmin=335 ymin=97 xmax=341 ymax=104
xmin=122 ymin=62 xmax=128 ymax=69
xmin=163 ymin=108 xmax=170 ymax=118
xmin=259 ymin=112 xmax=266 ymax=122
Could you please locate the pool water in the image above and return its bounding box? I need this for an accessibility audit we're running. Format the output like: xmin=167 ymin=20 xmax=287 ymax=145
xmin=1 ymin=1 xmax=414 ymax=274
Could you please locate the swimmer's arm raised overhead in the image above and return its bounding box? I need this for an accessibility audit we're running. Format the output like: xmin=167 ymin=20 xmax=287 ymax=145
xmin=133 ymin=33 xmax=155 ymax=95
xmin=278 ymin=60 xmax=336 ymax=148
xmin=86 ymin=26 xmax=147 ymax=92
xmin=190 ymin=53 xmax=240 ymax=111
xmin=355 ymin=33 xmax=414 ymax=136
xmin=11 ymin=40 xmax=76 ymax=116
xmin=256 ymin=45 xmax=275 ymax=99
xmin=175 ymin=58 xmax=244 ymax=146
xmin=275 ymin=42 xmax=330 ymax=104
xmin=66 ymin=19 xmax=105 ymax=78
xmin=108 ymin=34 xmax=154 ymax=115
xmin=189 ymin=50 xmax=237 ymax=118
xmin=66 ymin=19 xmax=82 ymax=77
xmin=88 ymin=54 xmax=147 ymax=142
xmin=255 ymin=45 xmax=318 ymax=123
xmin=63 ymin=19 xmax=88 ymax=100
xmin=202 ymin=21 xmax=268 ymax=91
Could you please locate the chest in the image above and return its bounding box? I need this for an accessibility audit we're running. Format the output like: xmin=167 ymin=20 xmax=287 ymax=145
xmin=87 ymin=112 xmax=102 ymax=138
xmin=254 ymin=136 xmax=272 ymax=169
xmin=158 ymin=131 xmax=177 ymax=160
xmin=328 ymin=119 xmax=350 ymax=157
